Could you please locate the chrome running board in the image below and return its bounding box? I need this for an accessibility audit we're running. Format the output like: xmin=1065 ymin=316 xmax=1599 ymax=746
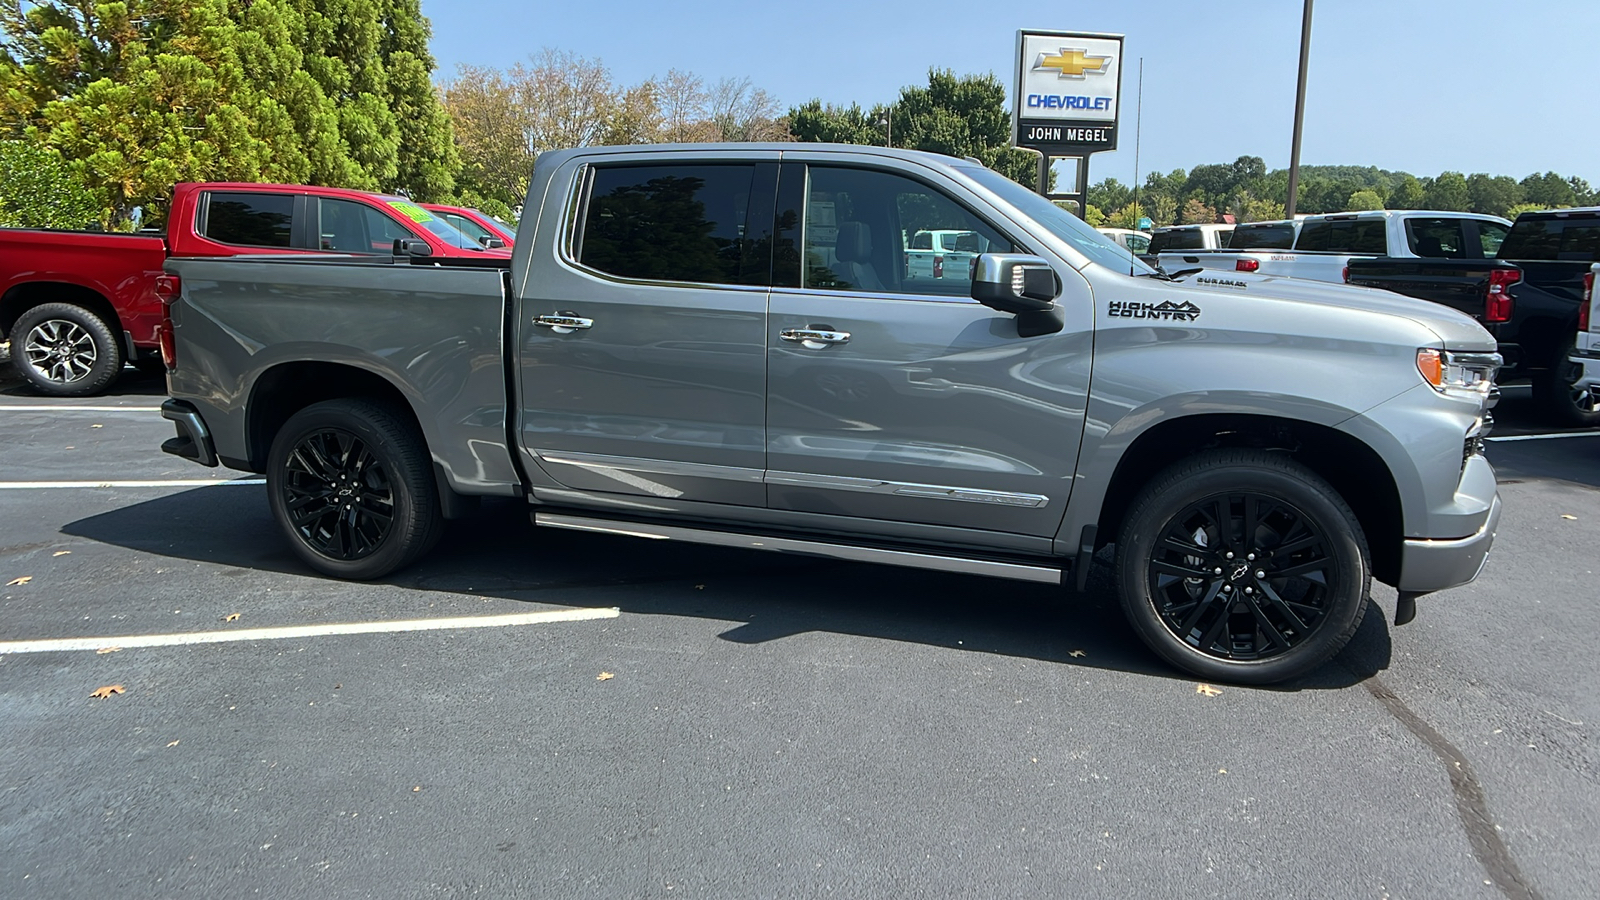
xmin=533 ymin=512 xmax=1063 ymax=584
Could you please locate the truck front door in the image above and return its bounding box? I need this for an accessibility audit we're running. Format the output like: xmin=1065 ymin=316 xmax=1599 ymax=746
xmin=764 ymin=161 xmax=1092 ymax=540
xmin=515 ymin=153 xmax=778 ymax=507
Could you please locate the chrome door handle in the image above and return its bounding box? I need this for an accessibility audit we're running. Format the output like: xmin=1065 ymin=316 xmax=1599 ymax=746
xmin=780 ymin=328 xmax=851 ymax=349
xmin=534 ymin=313 xmax=593 ymax=334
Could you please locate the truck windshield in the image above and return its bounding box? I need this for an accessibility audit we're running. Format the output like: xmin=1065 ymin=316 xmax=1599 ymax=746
xmin=961 ymin=166 xmax=1156 ymax=275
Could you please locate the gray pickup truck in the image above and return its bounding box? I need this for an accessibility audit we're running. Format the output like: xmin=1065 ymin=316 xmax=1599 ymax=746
xmin=157 ymin=143 xmax=1502 ymax=684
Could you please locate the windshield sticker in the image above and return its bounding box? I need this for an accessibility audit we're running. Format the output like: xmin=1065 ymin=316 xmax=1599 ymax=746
xmin=1108 ymin=300 xmax=1201 ymax=321
xmin=1195 ymin=276 xmax=1248 ymax=290
xmin=387 ymin=201 xmax=436 ymax=223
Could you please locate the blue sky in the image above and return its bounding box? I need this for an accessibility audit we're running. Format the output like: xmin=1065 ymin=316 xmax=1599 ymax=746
xmin=420 ymin=0 xmax=1599 ymax=187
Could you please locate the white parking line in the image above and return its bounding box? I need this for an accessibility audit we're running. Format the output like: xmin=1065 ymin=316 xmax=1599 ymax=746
xmin=0 ymin=405 xmax=164 ymax=412
xmin=0 ymin=479 xmax=265 ymax=489
xmin=1487 ymin=432 xmax=1600 ymax=443
xmin=0 ymin=607 xmax=621 ymax=655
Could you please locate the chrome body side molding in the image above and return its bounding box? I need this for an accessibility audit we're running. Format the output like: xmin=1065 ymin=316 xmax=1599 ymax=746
xmin=533 ymin=512 xmax=1063 ymax=584
xmin=763 ymin=470 xmax=1049 ymax=508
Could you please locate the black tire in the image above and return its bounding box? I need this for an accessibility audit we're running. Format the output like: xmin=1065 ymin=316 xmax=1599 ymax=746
xmin=1533 ymin=347 xmax=1600 ymax=428
xmin=1115 ymin=449 xmax=1370 ymax=685
xmin=267 ymin=398 xmax=442 ymax=580
xmin=10 ymin=302 xmax=123 ymax=397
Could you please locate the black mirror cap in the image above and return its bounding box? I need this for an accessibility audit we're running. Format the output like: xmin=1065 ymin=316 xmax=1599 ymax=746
xmin=393 ymin=238 xmax=433 ymax=257
xmin=971 ymin=253 xmax=1058 ymax=314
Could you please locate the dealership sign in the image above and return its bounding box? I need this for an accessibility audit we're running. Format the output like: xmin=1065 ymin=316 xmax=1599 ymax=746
xmin=1013 ymin=30 xmax=1124 ymax=154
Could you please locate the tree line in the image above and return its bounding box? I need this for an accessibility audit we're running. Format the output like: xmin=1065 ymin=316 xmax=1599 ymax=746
xmin=1 ymin=6 xmax=1592 ymax=231
xmin=1086 ymin=157 xmax=1600 ymax=230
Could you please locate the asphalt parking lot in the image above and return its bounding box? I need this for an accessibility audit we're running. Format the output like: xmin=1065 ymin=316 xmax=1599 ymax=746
xmin=1 ymin=361 xmax=1596 ymax=899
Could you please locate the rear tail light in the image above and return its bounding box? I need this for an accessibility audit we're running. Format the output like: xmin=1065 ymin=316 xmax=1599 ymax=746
xmin=155 ymin=274 xmax=180 ymax=370
xmin=1484 ymin=267 xmax=1520 ymax=323
xmin=1582 ymin=271 xmax=1594 ymax=332
xmin=933 ymin=255 xmax=944 ymax=278
xmin=1235 ymin=258 xmax=1259 ymax=272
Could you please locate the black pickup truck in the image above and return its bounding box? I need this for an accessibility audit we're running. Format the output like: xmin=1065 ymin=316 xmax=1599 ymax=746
xmin=1347 ymin=207 xmax=1600 ymax=426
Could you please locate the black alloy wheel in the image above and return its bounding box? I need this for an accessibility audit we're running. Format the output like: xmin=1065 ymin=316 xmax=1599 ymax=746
xmin=1116 ymin=450 xmax=1369 ymax=684
xmin=1147 ymin=492 xmax=1334 ymax=662
xmin=267 ymin=399 xmax=441 ymax=579
xmin=1535 ymin=353 xmax=1600 ymax=428
xmin=280 ymin=428 xmax=396 ymax=562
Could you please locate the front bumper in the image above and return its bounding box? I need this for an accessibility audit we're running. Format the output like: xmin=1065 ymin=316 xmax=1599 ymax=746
xmin=160 ymin=398 xmax=219 ymax=468
xmin=1397 ymin=491 xmax=1501 ymax=594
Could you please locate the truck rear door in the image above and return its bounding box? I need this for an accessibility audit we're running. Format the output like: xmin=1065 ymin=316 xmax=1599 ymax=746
xmin=514 ymin=151 xmax=779 ymax=507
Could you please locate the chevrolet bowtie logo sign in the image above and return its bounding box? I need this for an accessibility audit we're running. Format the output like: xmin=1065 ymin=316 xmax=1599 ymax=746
xmin=1034 ymin=48 xmax=1111 ymax=79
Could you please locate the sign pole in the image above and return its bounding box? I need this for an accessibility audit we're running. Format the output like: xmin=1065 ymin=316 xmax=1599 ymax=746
xmin=1284 ymin=0 xmax=1314 ymax=219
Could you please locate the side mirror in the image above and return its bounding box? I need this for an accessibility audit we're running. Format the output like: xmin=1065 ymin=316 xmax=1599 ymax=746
xmin=970 ymin=253 xmax=1065 ymax=337
xmin=393 ymin=238 xmax=433 ymax=258
xmin=482 ymin=237 xmax=507 ymax=249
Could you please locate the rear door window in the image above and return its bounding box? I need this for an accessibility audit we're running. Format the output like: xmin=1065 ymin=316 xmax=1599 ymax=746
xmin=1295 ymin=218 xmax=1388 ymax=255
xmin=1405 ymin=218 xmax=1467 ymax=258
xmin=1499 ymin=216 xmax=1600 ymax=261
xmin=575 ymin=163 xmax=757 ymax=285
xmin=1477 ymin=222 xmax=1509 ymax=258
xmin=203 ymin=192 xmax=294 ymax=248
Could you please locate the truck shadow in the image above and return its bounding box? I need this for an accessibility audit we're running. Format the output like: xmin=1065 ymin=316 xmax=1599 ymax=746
xmin=59 ymin=489 xmax=1391 ymax=691
xmin=0 ymin=363 xmax=168 ymax=398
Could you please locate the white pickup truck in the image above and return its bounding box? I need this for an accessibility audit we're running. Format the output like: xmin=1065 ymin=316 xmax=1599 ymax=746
xmin=1157 ymin=210 xmax=1512 ymax=284
xmin=1572 ymin=262 xmax=1600 ymax=401
xmin=1147 ymin=223 xmax=1234 ymax=254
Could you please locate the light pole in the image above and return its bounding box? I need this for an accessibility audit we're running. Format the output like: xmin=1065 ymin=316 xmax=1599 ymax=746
xmin=876 ymin=110 xmax=892 ymax=148
xmin=1284 ymin=0 xmax=1314 ymax=218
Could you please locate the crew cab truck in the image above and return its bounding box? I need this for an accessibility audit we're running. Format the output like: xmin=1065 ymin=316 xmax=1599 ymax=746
xmin=0 ymin=182 xmax=508 ymax=397
xmin=158 ymin=144 xmax=1502 ymax=685
xmin=1347 ymin=207 xmax=1600 ymax=427
xmin=1158 ymin=210 xmax=1511 ymax=285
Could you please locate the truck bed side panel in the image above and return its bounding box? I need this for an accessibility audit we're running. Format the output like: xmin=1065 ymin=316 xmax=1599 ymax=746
xmin=0 ymin=230 xmax=168 ymax=346
xmin=165 ymin=258 xmax=520 ymax=495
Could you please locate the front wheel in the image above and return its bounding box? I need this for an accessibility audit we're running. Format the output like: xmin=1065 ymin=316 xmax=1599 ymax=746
xmin=1115 ymin=450 xmax=1370 ymax=685
xmin=267 ymin=399 xmax=442 ymax=579
xmin=11 ymin=302 xmax=124 ymax=397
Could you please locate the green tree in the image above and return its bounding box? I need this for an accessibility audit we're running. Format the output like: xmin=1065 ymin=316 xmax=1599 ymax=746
xmin=1465 ymin=173 xmax=1522 ymax=218
xmin=1521 ymin=171 xmax=1577 ymax=208
xmin=1087 ymin=177 xmax=1132 ymax=212
xmin=1346 ymin=188 xmax=1385 ymax=211
xmin=0 ymin=139 xmax=104 ymax=227
xmin=1505 ymin=201 xmax=1548 ymax=219
xmin=1240 ymin=195 xmax=1285 ymax=222
xmin=1423 ymin=172 xmax=1470 ymax=211
xmin=1389 ymin=174 xmax=1426 ymax=209
xmin=1105 ymin=202 xmax=1144 ymax=230
xmin=1179 ymin=196 xmax=1214 ymax=225
xmin=788 ymin=100 xmax=881 ymax=145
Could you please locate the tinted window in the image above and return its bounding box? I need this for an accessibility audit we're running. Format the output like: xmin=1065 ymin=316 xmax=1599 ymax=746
xmin=1229 ymin=222 xmax=1296 ymax=249
xmin=1405 ymin=218 xmax=1467 ymax=258
xmin=1499 ymin=215 xmax=1600 ymax=261
xmin=578 ymin=164 xmax=755 ymax=285
xmin=1478 ymin=222 xmax=1509 ymax=258
xmin=318 ymin=197 xmax=419 ymax=253
xmin=1151 ymin=229 xmax=1203 ymax=252
xmin=204 ymin=192 xmax=293 ymax=247
xmin=1295 ymin=218 xmax=1387 ymax=254
xmin=909 ymin=231 xmax=933 ymax=250
xmin=1126 ymin=234 xmax=1150 ymax=253
xmin=445 ymin=213 xmax=494 ymax=245
xmin=803 ymin=166 xmax=1012 ymax=296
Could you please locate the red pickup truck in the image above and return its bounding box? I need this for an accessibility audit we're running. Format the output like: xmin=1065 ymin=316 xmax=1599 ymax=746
xmin=1 ymin=182 xmax=510 ymax=396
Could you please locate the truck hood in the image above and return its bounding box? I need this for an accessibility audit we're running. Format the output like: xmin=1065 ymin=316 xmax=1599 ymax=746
xmin=1170 ymin=270 xmax=1497 ymax=351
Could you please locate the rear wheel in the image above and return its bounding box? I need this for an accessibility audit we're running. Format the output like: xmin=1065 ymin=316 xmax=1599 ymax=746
xmin=267 ymin=399 xmax=441 ymax=579
xmin=1115 ymin=450 xmax=1370 ymax=685
xmin=11 ymin=302 xmax=123 ymax=397
xmin=1533 ymin=346 xmax=1600 ymax=428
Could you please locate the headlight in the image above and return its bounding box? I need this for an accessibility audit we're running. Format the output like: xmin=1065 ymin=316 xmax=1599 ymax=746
xmin=1416 ymin=349 xmax=1501 ymax=398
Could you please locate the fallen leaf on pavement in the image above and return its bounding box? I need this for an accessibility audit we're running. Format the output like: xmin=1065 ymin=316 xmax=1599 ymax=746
xmin=53 ymin=551 xmax=71 ymax=557
xmin=222 ymin=612 xmax=240 ymax=622
xmin=90 ymin=685 xmax=125 ymax=699
xmin=596 ymin=672 xmax=615 ymax=681
xmin=695 ymin=584 xmax=705 ymax=590
xmin=412 ymin=786 xmax=421 ymax=792
xmin=96 ymin=647 xmax=121 ymax=655
xmin=1560 ymin=514 xmax=1577 ymax=520
xmin=1068 ymin=649 xmax=1087 ymax=658
xmin=6 ymin=576 xmax=32 ymax=586
xmin=90 ymin=424 xmax=103 ymax=429
xmin=167 ymin=740 xmax=180 ymax=747
xmin=1196 ymin=684 xmax=1222 ymax=697
xmin=1218 ymin=768 xmax=1228 ymax=774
